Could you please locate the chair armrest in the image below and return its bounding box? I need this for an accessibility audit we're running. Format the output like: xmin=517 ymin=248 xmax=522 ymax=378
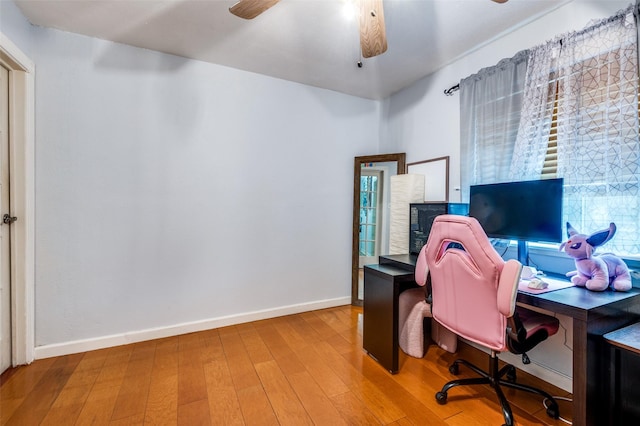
xmin=415 ymin=245 xmax=429 ymax=287
xmin=497 ymin=259 xmax=522 ymax=317
xmin=507 ymin=314 xmax=526 ymax=343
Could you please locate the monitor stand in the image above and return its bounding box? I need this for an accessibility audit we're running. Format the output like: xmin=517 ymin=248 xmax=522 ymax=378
xmin=517 ymin=240 xmax=529 ymax=266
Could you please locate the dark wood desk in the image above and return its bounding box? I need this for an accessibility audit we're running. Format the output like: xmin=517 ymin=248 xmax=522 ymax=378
xmin=362 ymin=263 xmax=417 ymax=373
xmin=365 ymin=254 xmax=640 ymax=426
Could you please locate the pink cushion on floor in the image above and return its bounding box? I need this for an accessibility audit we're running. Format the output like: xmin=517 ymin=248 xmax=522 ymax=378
xmin=398 ymin=288 xmax=457 ymax=358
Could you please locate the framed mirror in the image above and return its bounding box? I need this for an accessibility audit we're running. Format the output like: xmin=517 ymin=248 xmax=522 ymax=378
xmin=352 ymin=153 xmax=406 ymax=306
xmin=407 ymin=156 xmax=450 ymax=202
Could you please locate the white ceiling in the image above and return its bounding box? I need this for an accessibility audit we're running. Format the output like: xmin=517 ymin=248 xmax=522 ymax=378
xmin=14 ymin=0 xmax=573 ymax=99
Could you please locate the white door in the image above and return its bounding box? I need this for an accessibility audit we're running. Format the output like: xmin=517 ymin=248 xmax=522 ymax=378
xmin=358 ymin=170 xmax=383 ymax=268
xmin=0 ymin=64 xmax=11 ymax=374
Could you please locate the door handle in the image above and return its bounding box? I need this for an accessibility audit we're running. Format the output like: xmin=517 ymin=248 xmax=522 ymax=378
xmin=2 ymin=214 xmax=17 ymax=225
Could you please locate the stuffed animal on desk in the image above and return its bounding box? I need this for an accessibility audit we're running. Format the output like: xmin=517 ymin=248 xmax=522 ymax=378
xmin=559 ymin=222 xmax=632 ymax=292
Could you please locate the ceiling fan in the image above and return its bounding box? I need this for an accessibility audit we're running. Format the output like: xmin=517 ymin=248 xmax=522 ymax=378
xmin=229 ymin=0 xmax=388 ymax=59
xmin=229 ymin=0 xmax=509 ymax=59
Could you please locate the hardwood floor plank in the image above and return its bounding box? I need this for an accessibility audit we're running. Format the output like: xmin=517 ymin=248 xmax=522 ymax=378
xmin=300 ymin=311 xmax=339 ymax=340
xmin=254 ymin=323 xmax=295 ymax=362
xmin=0 ymin=358 xmax=57 ymax=423
xmin=313 ymin=340 xmax=407 ymax=423
xmin=40 ymin=347 xmax=111 ymax=425
xmin=329 ymin=391 xmax=382 ymax=425
xmin=353 ymin=352 xmax=449 ymax=425
xmin=314 ymin=307 xmax=352 ymax=334
xmin=110 ymin=342 xmax=156 ymax=422
xmin=144 ymin=371 xmax=178 ymax=425
xmin=3 ymin=353 xmax=84 ymax=425
xmin=285 ymin=315 xmax=323 ymax=348
xmin=292 ymin=343 xmax=349 ymax=398
xmin=285 ymin=370 xmax=347 ymax=426
xmin=144 ymin=342 xmax=179 ymax=426
xmin=177 ymin=398 xmax=211 ymax=426
xmin=40 ymin=383 xmax=95 ymax=425
xmin=238 ymin=324 xmax=273 ymax=365
xmin=269 ymin=318 xmax=308 ymax=351
xmin=253 ymin=360 xmax=313 ymax=425
xmin=220 ymin=327 xmax=262 ymax=391
xmin=200 ymin=330 xmax=225 ymax=365
xmin=325 ymin=332 xmax=354 ymax=355
xmin=203 ymin=359 xmax=244 ymax=426
xmin=75 ymin=346 xmax=135 ymax=425
xmin=74 ymin=382 xmax=122 ymax=425
xmin=177 ymin=333 xmax=208 ymax=407
xmin=236 ymin=385 xmax=279 ymax=426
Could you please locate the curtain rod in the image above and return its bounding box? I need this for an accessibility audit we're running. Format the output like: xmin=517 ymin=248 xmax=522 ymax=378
xmin=444 ymin=84 xmax=459 ymax=96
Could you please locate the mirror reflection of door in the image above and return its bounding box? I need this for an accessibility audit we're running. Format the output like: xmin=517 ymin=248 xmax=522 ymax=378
xmin=352 ymin=154 xmax=405 ymax=306
xmin=359 ymin=170 xmax=382 ymax=271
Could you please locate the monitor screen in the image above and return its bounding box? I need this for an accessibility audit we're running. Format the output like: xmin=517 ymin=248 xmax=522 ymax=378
xmin=468 ymin=178 xmax=563 ymax=243
xmin=409 ymin=203 xmax=469 ymax=255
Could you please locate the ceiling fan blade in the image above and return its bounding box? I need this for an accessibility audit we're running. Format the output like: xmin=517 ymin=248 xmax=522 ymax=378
xmin=359 ymin=0 xmax=387 ymax=58
xmin=229 ymin=0 xmax=280 ymax=19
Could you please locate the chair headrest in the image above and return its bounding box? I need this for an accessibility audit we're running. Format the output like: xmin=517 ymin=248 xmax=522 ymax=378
xmin=425 ymin=215 xmax=504 ymax=274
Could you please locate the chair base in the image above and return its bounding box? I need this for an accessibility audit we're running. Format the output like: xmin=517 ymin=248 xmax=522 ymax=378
xmin=435 ymin=351 xmax=560 ymax=426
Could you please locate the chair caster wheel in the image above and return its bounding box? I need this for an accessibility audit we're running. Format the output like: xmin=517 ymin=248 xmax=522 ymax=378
xmin=449 ymin=363 xmax=459 ymax=375
xmin=435 ymin=391 xmax=448 ymax=405
xmin=506 ymin=366 xmax=516 ymax=382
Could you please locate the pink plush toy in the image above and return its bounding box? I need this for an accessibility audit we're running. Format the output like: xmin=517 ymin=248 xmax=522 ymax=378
xmin=559 ymin=222 xmax=632 ymax=292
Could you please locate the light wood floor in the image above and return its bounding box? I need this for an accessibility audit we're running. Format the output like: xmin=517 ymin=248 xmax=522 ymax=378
xmin=1 ymin=305 xmax=572 ymax=425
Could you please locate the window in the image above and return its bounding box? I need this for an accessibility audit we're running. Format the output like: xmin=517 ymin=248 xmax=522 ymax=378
xmin=511 ymin=6 xmax=639 ymax=258
xmin=551 ymin=11 xmax=640 ymax=257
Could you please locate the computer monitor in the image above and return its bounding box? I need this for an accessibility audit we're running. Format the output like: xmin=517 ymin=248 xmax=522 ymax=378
xmin=409 ymin=203 xmax=469 ymax=255
xmin=468 ymin=178 xmax=563 ymax=265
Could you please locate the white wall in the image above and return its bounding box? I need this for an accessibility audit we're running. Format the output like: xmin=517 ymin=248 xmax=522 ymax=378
xmin=5 ymin=19 xmax=381 ymax=353
xmin=0 ymin=0 xmax=32 ymax=55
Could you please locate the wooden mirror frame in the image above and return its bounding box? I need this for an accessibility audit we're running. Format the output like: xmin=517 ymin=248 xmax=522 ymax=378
xmin=352 ymin=153 xmax=406 ymax=306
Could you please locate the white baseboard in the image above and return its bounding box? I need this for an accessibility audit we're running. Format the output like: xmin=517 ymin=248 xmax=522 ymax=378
xmin=34 ymin=297 xmax=351 ymax=359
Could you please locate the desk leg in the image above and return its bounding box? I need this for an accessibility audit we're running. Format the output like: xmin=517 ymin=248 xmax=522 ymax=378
xmin=576 ymin=314 xmax=635 ymax=426
xmin=572 ymin=319 xmax=588 ymax=426
xmin=363 ymin=268 xmax=416 ymax=374
xmin=363 ymin=270 xmax=400 ymax=373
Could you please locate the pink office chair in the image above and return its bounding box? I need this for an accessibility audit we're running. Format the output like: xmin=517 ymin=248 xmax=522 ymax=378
xmin=423 ymin=215 xmax=560 ymax=426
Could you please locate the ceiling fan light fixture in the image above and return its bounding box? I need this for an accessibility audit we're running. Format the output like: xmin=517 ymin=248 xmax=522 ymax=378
xmin=342 ymin=0 xmax=357 ymax=21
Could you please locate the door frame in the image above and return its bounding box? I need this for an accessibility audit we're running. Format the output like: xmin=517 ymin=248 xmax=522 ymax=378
xmin=0 ymin=32 xmax=35 ymax=366
xmin=351 ymin=153 xmax=405 ymax=306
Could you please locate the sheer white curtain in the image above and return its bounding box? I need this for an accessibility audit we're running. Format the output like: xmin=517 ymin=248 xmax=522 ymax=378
xmin=509 ymin=40 xmax=561 ymax=181
xmin=557 ymin=6 xmax=639 ymax=255
xmin=512 ymin=5 xmax=639 ymax=255
xmin=459 ymin=50 xmax=529 ymax=201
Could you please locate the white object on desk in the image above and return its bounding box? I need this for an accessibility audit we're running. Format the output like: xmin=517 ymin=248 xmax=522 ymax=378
xmin=527 ymin=277 xmax=549 ymax=289
xmin=521 ymin=266 xmax=538 ymax=280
